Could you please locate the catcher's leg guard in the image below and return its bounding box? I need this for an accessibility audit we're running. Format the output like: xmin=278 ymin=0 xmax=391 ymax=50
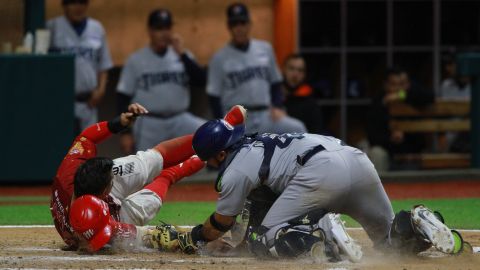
xmin=247 ymin=224 xmax=331 ymax=259
xmin=246 ymin=209 xmax=342 ymax=261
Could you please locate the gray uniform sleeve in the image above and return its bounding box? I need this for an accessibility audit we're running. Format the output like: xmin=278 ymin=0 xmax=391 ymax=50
xmin=267 ymin=43 xmax=282 ymax=84
xmin=216 ymin=169 xmax=256 ymax=216
xmin=117 ymin=57 xmax=136 ymax=96
xmin=206 ymin=54 xmax=223 ymax=97
xmin=98 ymin=31 xmax=113 ymax=71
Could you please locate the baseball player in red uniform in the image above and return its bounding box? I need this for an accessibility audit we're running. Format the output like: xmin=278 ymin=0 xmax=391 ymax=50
xmin=51 ymin=103 xmax=246 ymax=252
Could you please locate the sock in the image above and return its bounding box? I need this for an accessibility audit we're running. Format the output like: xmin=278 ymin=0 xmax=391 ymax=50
xmin=153 ymin=135 xmax=194 ymax=168
xmin=145 ymin=156 xmax=205 ymax=200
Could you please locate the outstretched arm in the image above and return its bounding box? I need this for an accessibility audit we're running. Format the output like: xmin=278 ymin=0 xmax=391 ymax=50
xmin=79 ymin=103 xmax=149 ymax=145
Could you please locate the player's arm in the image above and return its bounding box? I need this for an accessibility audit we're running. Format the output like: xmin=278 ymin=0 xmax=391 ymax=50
xmin=172 ymin=34 xmax=207 ymax=88
xmin=79 ymin=103 xmax=148 ymax=145
xmin=178 ymin=171 xmax=254 ymax=253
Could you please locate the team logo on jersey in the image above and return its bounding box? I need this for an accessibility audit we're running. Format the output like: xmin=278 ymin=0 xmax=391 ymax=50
xmin=69 ymin=142 xmax=84 ymax=155
xmin=137 ymin=71 xmax=189 ymax=90
xmin=225 ymin=66 xmax=270 ymax=88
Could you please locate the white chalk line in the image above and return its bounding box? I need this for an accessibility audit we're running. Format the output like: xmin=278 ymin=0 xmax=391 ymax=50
xmin=0 ymin=255 xmax=248 ymax=264
xmin=2 ymin=225 xmax=480 ymax=233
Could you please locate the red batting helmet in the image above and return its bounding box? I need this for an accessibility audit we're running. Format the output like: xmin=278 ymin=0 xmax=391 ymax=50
xmin=69 ymin=195 xmax=113 ymax=251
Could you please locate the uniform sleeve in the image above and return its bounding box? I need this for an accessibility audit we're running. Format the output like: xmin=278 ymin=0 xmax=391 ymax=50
xmin=216 ymin=169 xmax=256 ymax=216
xmin=97 ymin=28 xmax=114 ymax=71
xmin=267 ymin=43 xmax=283 ymax=84
xmin=117 ymin=57 xmax=137 ymax=96
xmin=206 ymin=54 xmax=224 ymax=97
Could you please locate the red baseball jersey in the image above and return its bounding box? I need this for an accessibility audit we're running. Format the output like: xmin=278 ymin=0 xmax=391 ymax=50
xmin=50 ymin=122 xmax=122 ymax=249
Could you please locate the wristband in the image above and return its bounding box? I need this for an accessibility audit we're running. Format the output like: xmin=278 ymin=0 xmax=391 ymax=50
xmin=190 ymin=224 xmax=207 ymax=243
xmin=107 ymin=116 xmax=127 ymax=134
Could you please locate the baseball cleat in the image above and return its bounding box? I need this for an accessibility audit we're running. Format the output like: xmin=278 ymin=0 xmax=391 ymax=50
xmin=324 ymin=213 xmax=363 ymax=263
xmin=411 ymin=205 xmax=456 ymax=254
xmin=224 ymin=105 xmax=247 ymax=126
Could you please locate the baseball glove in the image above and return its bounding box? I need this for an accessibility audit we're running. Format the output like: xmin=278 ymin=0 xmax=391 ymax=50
xmin=143 ymin=222 xmax=180 ymax=251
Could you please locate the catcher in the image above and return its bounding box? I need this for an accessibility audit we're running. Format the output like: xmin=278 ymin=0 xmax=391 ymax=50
xmin=51 ymin=103 xmax=246 ymax=252
xmin=170 ymin=119 xmax=465 ymax=260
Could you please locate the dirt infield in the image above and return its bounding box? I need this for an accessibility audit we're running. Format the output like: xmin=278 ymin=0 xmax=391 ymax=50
xmin=0 ymin=227 xmax=478 ymax=269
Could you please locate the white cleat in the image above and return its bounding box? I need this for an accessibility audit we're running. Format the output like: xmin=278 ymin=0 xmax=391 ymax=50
xmin=411 ymin=205 xmax=455 ymax=254
xmin=323 ymin=213 xmax=363 ymax=263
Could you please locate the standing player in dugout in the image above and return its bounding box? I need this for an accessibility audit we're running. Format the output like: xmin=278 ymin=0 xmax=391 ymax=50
xmin=51 ymin=103 xmax=246 ymax=252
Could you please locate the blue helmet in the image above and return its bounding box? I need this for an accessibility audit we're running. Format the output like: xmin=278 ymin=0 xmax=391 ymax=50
xmin=192 ymin=119 xmax=245 ymax=161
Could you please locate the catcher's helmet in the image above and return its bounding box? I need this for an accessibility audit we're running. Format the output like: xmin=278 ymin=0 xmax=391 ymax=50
xmin=69 ymin=195 xmax=113 ymax=251
xmin=192 ymin=119 xmax=245 ymax=161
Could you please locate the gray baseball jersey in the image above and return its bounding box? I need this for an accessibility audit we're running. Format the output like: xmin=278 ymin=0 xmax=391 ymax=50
xmin=216 ymin=133 xmax=394 ymax=246
xmin=207 ymin=39 xmax=282 ymax=112
xmin=117 ymin=46 xmax=191 ymax=115
xmin=216 ymin=133 xmax=344 ymax=216
xmin=47 ymin=16 xmax=113 ymax=94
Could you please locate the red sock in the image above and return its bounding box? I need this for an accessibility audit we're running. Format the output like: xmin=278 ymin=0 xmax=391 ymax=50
xmin=145 ymin=156 xmax=205 ymax=200
xmin=153 ymin=135 xmax=194 ymax=168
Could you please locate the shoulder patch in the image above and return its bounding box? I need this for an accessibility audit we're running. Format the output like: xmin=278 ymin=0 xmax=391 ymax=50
xmin=68 ymin=142 xmax=84 ymax=155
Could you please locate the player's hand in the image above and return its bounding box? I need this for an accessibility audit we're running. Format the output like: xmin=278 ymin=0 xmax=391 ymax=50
xmin=120 ymin=103 xmax=149 ymax=128
xmin=172 ymin=33 xmax=185 ymax=55
xmin=120 ymin=133 xmax=135 ymax=154
xmin=88 ymin=89 xmax=105 ymax=108
xmin=270 ymin=107 xmax=287 ymax=122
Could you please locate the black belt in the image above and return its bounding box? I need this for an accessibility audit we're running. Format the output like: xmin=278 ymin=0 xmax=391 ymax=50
xmin=244 ymin=105 xmax=269 ymax=112
xmin=75 ymin=92 xmax=92 ymax=102
xmin=296 ymin=145 xmax=326 ymax=166
xmin=145 ymin=111 xmax=183 ymax=119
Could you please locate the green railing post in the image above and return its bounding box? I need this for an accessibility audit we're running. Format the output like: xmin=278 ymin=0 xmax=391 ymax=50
xmin=457 ymin=53 xmax=480 ymax=168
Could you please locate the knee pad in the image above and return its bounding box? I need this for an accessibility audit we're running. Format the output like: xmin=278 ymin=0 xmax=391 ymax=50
xmin=389 ymin=210 xmax=431 ymax=254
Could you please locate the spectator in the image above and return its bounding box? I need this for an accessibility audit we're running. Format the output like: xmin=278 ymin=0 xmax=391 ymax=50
xmin=366 ymin=67 xmax=434 ymax=171
xmin=116 ymin=9 xmax=206 ymax=153
xmin=48 ymin=0 xmax=113 ymax=133
xmin=439 ymin=54 xmax=471 ymax=100
xmin=282 ymin=54 xmax=323 ymax=134
xmin=207 ymin=2 xmax=306 ymax=134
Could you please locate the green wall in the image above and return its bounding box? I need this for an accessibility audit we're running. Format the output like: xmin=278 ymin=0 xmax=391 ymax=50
xmin=0 ymin=55 xmax=74 ymax=182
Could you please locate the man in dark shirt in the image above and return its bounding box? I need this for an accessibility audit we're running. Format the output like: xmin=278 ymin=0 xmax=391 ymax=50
xmin=367 ymin=67 xmax=434 ymax=171
xmin=282 ymin=54 xmax=323 ymax=134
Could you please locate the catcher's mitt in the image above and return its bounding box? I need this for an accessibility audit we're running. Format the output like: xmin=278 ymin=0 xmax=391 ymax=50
xmin=143 ymin=223 xmax=180 ymax=251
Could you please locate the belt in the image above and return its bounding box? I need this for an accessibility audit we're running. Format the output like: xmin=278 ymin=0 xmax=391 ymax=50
xmin=145 ymin=111 xmax=183 ymax=119
xmin=296 ymin=145 xmax=326 ymax=166
xmin=244 ymin=105 xmax=269 ymax=112
xmin=75 ymin=92 xmax=92 ymax=102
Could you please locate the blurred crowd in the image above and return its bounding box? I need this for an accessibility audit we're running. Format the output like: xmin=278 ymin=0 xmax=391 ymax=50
xmin=51 ymin=0 xmax=471 ymax=171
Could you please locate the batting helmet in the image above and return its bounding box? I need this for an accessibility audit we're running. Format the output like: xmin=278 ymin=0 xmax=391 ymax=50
xmin=192 ymin=119 xmax=245 ymax=161
xmin=69 ymin=195 xmax=113 ymax=252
